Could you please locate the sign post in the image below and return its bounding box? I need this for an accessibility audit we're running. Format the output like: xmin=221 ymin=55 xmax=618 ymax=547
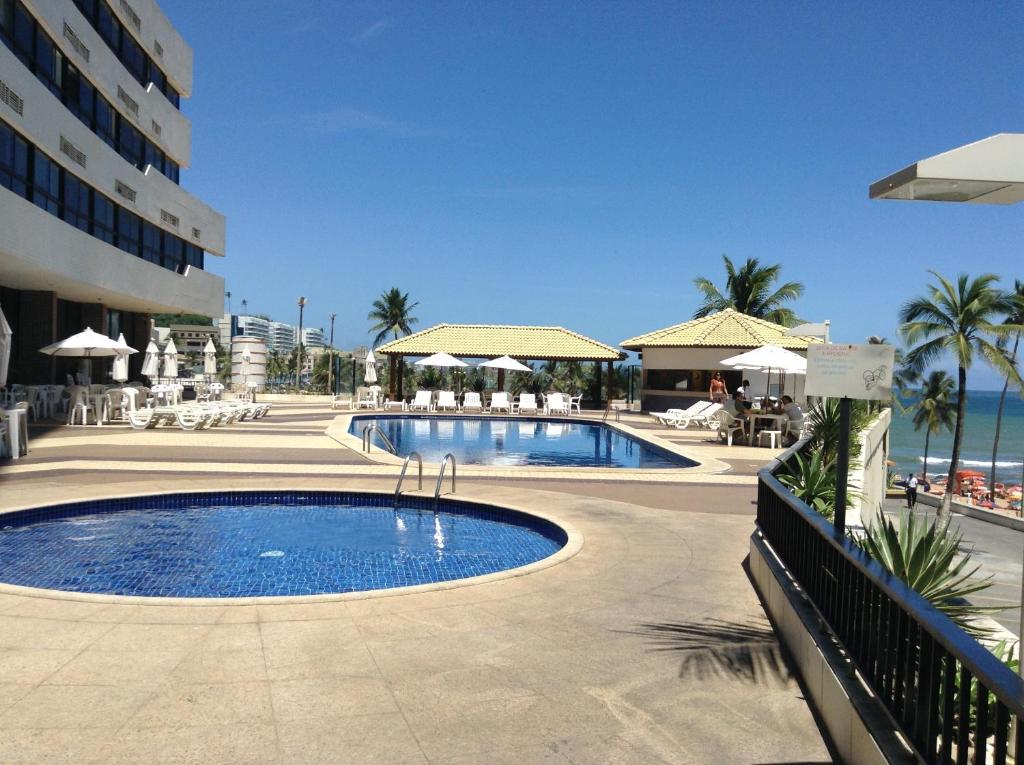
xmin=805 ymin=343 xmax=896 ymax=533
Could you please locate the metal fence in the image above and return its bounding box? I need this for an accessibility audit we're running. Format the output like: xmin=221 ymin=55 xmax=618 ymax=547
xmin=756 ymin=463 xmax=1024 ymax=764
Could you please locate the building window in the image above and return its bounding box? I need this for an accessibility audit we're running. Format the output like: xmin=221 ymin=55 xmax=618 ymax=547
xmin=94 ymin=96 xmax=116 ymax=149
xmin=116 ymin=207 xmax=140 ymax=254
xmin=117 ymin=121 xmax=142 ymax=168
xmin=61 ymin=172 xmax=90 ymax=231
xmin=141 ymin=220 xmax=160 ymax=264
xmin=0 ymin=120 xmax=28 ymax=196
xmin=32 ymin=151 xmax=59 ymax=215
xmin=93 ymin=191 xmax=115 ymax=244
xmin=11 ymin=0 xmax=32 ymax=67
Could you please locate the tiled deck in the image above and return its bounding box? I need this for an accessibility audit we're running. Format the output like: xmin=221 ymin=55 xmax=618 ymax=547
xmin=0 ymin=405 xmax=829 ymax=763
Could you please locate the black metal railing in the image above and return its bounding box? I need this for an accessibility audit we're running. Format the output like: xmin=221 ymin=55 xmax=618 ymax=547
xmin=757 ymin=459 xmax=1024 ymax=764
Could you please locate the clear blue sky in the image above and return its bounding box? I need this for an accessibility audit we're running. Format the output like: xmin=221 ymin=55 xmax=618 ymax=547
xmin=163 ymin=0 xmax=1022 ymax=388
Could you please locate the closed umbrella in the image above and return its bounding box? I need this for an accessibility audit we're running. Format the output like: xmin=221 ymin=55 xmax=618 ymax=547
xmin=203 ymin=338 xmax=217 ymax=377
xmin=111 ymin=333 xmax=133 ymax=382
xmin=241 ymin=347 xmax=251 ymax=386
xmin=162 ymin=338 xmax=178 ymax=379
xmin=364 ymin=349 xmax=378 ymax=384
xmin=141 ymin=340 xmax=160 ymax=379
xmin=0 ymin=301 xmax=11 ymax=387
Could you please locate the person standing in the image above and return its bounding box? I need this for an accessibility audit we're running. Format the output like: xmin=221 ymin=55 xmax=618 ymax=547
xmin=709 ymin=371 xmax=728 ymax=404
xmin=906 ymin=473 xmax=919 ymax=509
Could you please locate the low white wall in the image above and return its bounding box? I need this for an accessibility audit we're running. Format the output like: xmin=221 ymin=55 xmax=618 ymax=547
xmin=850 ymin=408 xmax=891 ymax=530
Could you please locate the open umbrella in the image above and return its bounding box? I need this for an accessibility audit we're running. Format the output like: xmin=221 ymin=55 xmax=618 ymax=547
xmin=478 ymin=355 xmax=532 ymax=373
xmin=0 ymin=301 xmax=11 ymax=387
xmin=40 ymin=327 xmax=125 ymax=357
xmin=141 ymin=340 xmax=160 ymax=379
xmin=415 ymin=352 xmax=468 ymax=368
xmin=162 ymin=338 xmax=178 ymax=379
xmin=721 ymin=344 xmax=807 ymax=400
xmin=203 ymin=338 xmax=217 ymax=377
xmin=364 ymin=349 xmax=378 ymax=384
xmin=111 ymin=333 xmax=134 ymax=382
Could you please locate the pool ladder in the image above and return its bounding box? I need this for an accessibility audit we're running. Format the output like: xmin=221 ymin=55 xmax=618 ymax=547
xmin=392 ymin=452 xmax=456 ymax=505
xmin=362 ymin=424 xmax=396 ymax=454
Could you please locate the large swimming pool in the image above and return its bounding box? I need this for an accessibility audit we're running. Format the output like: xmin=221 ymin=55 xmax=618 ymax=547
xmin=350 ymin=415 xmax=695 ymax=468
xmin=0 ymin=492 xmax=567 ymax=598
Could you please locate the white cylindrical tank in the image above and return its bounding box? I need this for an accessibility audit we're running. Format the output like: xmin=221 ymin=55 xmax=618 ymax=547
xmin=231 ymin=336 xmax=267 ymax=390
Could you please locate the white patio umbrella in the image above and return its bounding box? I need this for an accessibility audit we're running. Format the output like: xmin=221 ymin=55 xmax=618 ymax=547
xmin=240 ymin=346 xmax=251 ymax=386
xmin=203 ymin=338 xmax=217 ymax=377
xmin=478 ymin=355 xmax=532 ymax=373
xmin=162 ymin=338 xmax=178 ymax=379
xmin=364 ymin=349 xmax=378 ymax=384
xmin=0 ymin=301 xmax=11 ymax=387
xmin=140 ymin=340 xmax=160 ymax=379
xmin=39 ymin=327 xmax=124 ymax=357
xmin=721 ymin=344 xmax=806 ymax=400
xmin=414 ymin=352 xmax=468 ymax=368
xmin=111 ymin=333 xmax=134 ymax=382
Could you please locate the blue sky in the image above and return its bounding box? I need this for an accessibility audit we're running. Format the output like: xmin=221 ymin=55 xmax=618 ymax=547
xmin=163 ymin=0 xmax=1023 ymax=388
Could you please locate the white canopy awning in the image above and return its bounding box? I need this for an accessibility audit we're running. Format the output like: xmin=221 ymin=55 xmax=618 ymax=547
xmin=415 ymin=352 xmax=469 ymax=368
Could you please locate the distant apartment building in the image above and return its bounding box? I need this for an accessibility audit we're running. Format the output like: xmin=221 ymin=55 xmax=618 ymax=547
xmin=169 ymin=323 xmax=216 ymax=354
xmin=0 ymin=0 xmax=226 ymax=384
xmin=301 ymin=327 xmax=324 ymax=349
xmin=269 ymin=321 xmax=296 ymax=355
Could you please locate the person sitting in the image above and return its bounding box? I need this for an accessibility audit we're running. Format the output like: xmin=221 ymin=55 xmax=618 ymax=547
xmin=723 ymin=391 xmax=750 ymax=422
xmin=736 ymin=379 xmax=752 ymax=403
xmin=780 ymin=395 xmax=802 ymax=421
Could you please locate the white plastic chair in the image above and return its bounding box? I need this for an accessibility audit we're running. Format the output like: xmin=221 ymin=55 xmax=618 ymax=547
xmin=569 ymin=394 xmax=583 ymax=415
xmin=489 ymin=391 xmax=512 ymax=413
xmin=517 ymin=393 xmax=539 ymax=414
xmin=716 ymin=410 xmax=748 ymax=447
xmin=409 ymin=390 xmax=433 ymax=411
xmin=437 ymin=391 xmax=458 ymax=411
xmin=544 ymin=393 xmax=569 ymax=415
xmin=462 ymin=392 xmax=483 ymax=413
xmin=67 ymin=386 xmax=94 ymax=425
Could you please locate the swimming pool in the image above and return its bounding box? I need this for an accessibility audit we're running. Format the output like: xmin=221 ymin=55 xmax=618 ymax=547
xmin=350 ymin=415 xmax=696 ymax=468
xmin=0 ymin=492 xmax=567 ymax=598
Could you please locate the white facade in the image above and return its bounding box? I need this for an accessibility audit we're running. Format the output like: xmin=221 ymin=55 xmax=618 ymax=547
xmin=269 ymin=322 xmax=296 ymax=354
xmin=301 ymin=327 xmax=324 ymax=348
xmin=0 ymin=0 xmax=225 ymax=322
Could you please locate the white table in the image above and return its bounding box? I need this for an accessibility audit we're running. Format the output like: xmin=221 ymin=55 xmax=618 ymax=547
xmin=750 ymin=413 xmax=787 ymax=444
xmin=3 ymin=408 xmax=28 ymax=459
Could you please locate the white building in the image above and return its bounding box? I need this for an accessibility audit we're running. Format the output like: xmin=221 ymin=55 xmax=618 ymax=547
xmin=269 ymin=321 xmax=296 ymax=355
xmin=0 ymin=0 xmax=225 ymax=383
xmin=301 ymin=326 xmax=324 ymax=349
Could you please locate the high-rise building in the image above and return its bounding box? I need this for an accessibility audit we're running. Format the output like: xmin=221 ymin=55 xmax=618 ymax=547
xmin=301 ymin=326 xmax=324 ymax=349
xmin=269 ymin=321 xmax=296 ymax=355
xmin=0 ymin=0 xmax=225 ymax=383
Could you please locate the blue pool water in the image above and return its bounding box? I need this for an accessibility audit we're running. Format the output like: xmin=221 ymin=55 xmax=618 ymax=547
xmin=351 ymin=415 xmax=695 ymax=468
xmin=0 ymin=492 xmax=566 ymax=598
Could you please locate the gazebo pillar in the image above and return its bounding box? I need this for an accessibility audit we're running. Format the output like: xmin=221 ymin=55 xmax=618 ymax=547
xmin=606 ymin=360 xmax=614 ymax=408
xmin=496 ymin=368 xmax=506 ymax=391
xmin=397 ymin=354 xmax=405 ymax=400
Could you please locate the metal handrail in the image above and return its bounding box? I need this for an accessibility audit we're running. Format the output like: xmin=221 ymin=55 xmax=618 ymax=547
xmin=395 ymin=451 xmax=423 ymax=501
xmin=362 ymin=424 xmax=396 ymax=454
xmin=757 ymin=448 xmax=1024 ymax=761
xmin=434 ymin=453 xmax=456 ymax=501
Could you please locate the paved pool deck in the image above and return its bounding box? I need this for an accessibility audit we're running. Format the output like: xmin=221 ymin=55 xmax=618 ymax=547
xmin=0 ymin=405 xmax=831 ymax=764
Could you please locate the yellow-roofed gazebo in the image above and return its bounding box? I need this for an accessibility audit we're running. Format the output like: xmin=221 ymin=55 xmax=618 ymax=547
xmin=376 ymin=324 xmax=625 ymax=401
xmin=620 ymin=309 xmax=821 ymax=411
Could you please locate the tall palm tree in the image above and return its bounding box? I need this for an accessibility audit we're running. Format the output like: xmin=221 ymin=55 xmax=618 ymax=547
xmin=693 ymin=255 xmax=804 ymax=326
xmin=990 ymin=280 xmax=1024 ymax=498
xmin=899 ymin=272 xmax=1022 ymax=519
xmin=368 ymin=288 xmax=419 ymax=398
xmin=910 ymin=371 xmax=957 ymax=478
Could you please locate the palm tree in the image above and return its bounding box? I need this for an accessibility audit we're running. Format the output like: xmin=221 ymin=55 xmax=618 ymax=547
xmin=990 ymin=280 xmax=1024 ymax=499
xmin=693 ymin=255 xmax=804 ymax=326
xmin=368 ymin=288 xmax=419 ymax=398
xmin=910 ymin=371 xmax=957 ymax=478
xmin=899 ymin=272 xmax=1023 ymax=519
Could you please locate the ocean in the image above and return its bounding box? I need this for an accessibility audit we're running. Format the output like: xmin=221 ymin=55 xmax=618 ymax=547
xmin=888 ymin=389 xmax=1024 ymax=484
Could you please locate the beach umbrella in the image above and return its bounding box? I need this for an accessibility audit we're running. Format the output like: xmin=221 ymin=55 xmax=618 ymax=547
xmin=414 ymin=352 xmax=468 ymax=368
xmin=721 ymin=344 xmax=807 ymax=400
xmin=40 ymin=327 xmax=125 ymax=357
xmin=0 ymin=301 xmax=11 ymax=387
xmin=162 ymin=338 xmax=178 ymax=379
xmin=141 ymin=340 xmax=160 ymax=378
xmin=111 ymin=333 xmax=133 ymax=382
xmin=364 ymin=349 xmax=378 ymax=384
xmin=203 ymin=338 xmax=217 ymax=376
xmin=478 ymin=355 xmax=532 ymax=373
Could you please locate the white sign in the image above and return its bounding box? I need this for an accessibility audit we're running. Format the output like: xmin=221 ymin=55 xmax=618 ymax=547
xmin=805 ymin=344 xmax=895 ymax=400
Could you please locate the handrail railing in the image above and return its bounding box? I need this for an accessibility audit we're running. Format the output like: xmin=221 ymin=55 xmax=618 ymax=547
xmin=395 ymin=451 xmax=423 ymax=502
xmin=434 ymin=453 xmax=456 ymax=501
xmin=362 ymin=424 xmax=396 ymax=454
xmin=757 ymin=451 xmax=1024 ymax=763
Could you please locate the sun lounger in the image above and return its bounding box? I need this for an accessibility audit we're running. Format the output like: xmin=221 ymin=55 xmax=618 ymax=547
xmin=544 ymin=393 xmax=569 ymax=416
xmin=409 ymin=390 xmax=433 ymax=412
xmin=437 ymin=391 xmax=458 ymax=411
xmin=652 ymin=401 xmax=713 ymax=426
xmin=489 ymin=392 xmax=512 ymax=414
xmin=517 ymin=393 xmax=539 ymax=415
xmin=463 ymin=392 xmax=483 ymax=413
xmin=669 ymin=402 xmax=721 ymax=429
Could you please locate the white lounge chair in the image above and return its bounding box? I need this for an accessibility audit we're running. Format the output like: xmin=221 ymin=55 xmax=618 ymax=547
xmin=651 ymin=401 xmax=710 ymax=426
xmin=409 ymin=390 xmax=433 ymax=412
xmin=489 ymin=391 xmax=512 ymax=414
xmin=517 ymin=393 xmax=539 ymax=415
xmin=462 ymin=392 xmax=483 ymax=413
xmin=544 ymin=392 xmax=569 ymax=416
xmin=437 ymin=391 xmax=458 ymax=411
xmin=356 ymin=387 xmax=378 ymax=409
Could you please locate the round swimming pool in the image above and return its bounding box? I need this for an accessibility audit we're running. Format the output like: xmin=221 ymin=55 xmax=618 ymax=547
xmin=0 ymin=492 xmax=568 ymax=598
xmin=350 ymin=415 xmax=696 ymax=468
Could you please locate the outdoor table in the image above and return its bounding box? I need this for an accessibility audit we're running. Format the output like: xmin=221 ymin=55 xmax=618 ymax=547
xmin=749 ymin=412 xmax=787 ymax=443
xmin=2 ymin=407 xmax=28 ymax=459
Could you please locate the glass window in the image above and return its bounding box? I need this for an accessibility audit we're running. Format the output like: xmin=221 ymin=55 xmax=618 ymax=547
xmin=61 ymin=173 xmax=90 ymax=232
xmin=11 ymin=130 xmax=27 ymax=196
xmin=116 ymin=208 xmax=141 ymax=255
xmin=165 ymin=158 xmax=179 ymax=184
xmin=34 ymin=24 xmax=57 ymax=92
xmin=0 ymin=0 xmax=14 ymax=42
xmin=12 ymin=0 xmax=33 ymax=66
xmin=143 ymin=141 xmax=164 ymax=174
xmin=95 ymin=96 xmax=115 ymax=149
xmin=0 ymin=121 xmax=14 ymax=191
xmin=149 ymin=65 xmax=165 ymax=94
xmin=32 ymin=151 xmax=60 ymax=215
xmin=93 ymin=191 xmax=115 ymax=244
xmin=184 ymin=244 xmax=204 ymax=270
xmin=141 ymin=221 xmax=161 ymax=264
xmin=73 ymin=0 xmax=96 ymax=23
xmin=118 ymin=121 xmax=143 ymax=168
xmin=96 ymin=2 xmax=118 ymax=50
xmin=165 ymin=85 xmax=179 ymax=109
xmin=120 ymin=33 xmax=144 ymax=84
xmin=162 ymin=232 xmax=182 ymax=271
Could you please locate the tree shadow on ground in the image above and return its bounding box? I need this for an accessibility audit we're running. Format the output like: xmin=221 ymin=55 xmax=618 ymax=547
xmin=627 ymin=617 xmax=791 ymax=686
